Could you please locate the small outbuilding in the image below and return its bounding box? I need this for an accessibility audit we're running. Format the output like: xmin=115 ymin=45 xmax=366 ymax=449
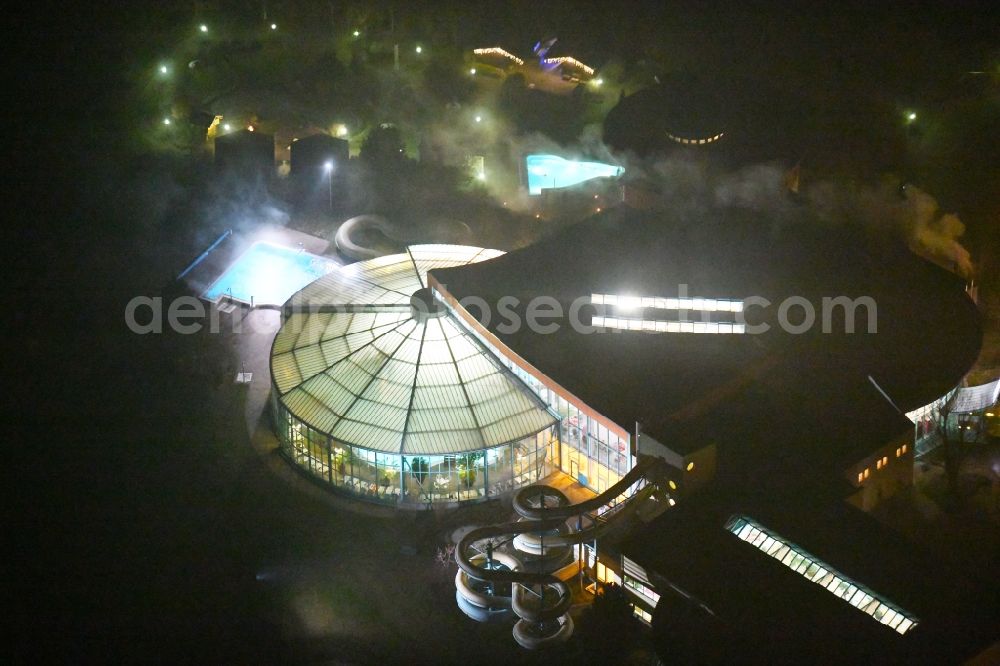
xmin=214 ymin=128 xmax=275 ymax=176
xmin=290 ymin=133 xmax=349 ymax=176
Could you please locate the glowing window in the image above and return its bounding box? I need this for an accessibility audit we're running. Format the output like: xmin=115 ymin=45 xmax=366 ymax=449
xmin=901 ymin=444 xmax=907 ymax=454
xmin=686 ymin=462 xmax=695 ymax=472
xmin=725 ymin=515 xmax=919 ymax=635
xmin=857 ymin=472 xmax=864 ymax=484
xmin=668 ymin=480 xmax=677 ymax=490
xmin=596 ymin=561 xmax=620 ymax=585
xmin=632 ymin=605 xmax=652 ymax=624
xmin=863 ymin=468 xmax=870 ymax=479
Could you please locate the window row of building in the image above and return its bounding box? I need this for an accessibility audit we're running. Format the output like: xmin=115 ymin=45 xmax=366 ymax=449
xmin=592 ymin=315 xmax=747 ymax=334
xmin=857 ymin=444 xmax=907 ymax=484
xmin=666 ymin=131 xmax=725 ymax=145
xmin=275 ymin=397 xmax=550 ymax=504
xmin=725 ymin=516 xmax=918 ymax=635
xmin=441 ymin=290 xmax=637 ymax=496
xmin=590 ymin=293 xmax=744 ymax=312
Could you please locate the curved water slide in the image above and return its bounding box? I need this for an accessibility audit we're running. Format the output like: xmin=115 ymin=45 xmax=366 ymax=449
xmin=455 ymin=458 xmax=663 ymax=649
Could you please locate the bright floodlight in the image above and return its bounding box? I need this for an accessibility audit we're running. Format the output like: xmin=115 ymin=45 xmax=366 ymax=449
xmin=415 ymin=45 xmax=422 ymax=53
xmin=336 ymin=125 xmax=348 ymax=137
xmin=222 ymin=123 xmax=231 ymax=131
xmin=476 ymin=172 xmax=486 ymax=181
xmin=159 ymin=64 xmax=168 ymax=74
xmin=594 ymin=78 xmax=603 ymax=86
xmin=469 ymin=67 xmax=476 ymax=75
xmin=199 ymin=24 xmax=208 ymax=33
xmin=474 ymin=115 xmax=482 ymax=123
xmin=324 ymin=161 xmax=334 ymax=172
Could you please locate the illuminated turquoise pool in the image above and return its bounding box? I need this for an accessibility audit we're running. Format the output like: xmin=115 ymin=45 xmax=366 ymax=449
xmin=203 ymin=241 xmax=337 ymax=305
xmin=526 ymin=154 xmax=624 ymax=195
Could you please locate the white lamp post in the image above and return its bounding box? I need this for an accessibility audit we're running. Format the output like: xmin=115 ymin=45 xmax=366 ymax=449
xmin=324 ymin=161 xmax=334 ymax=210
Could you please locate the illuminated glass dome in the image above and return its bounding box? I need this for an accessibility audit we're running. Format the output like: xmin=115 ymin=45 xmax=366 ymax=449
xmin=269 ymin=245 xmax=558 ymax=506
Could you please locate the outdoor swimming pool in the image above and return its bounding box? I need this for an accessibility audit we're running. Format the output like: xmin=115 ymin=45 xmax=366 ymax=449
xmin=202 ymin=241 xmax=338 ymax=306
xmin=525 ymin=154 xmax=624 ymax=195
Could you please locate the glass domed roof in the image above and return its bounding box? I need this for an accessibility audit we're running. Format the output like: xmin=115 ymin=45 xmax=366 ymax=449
xmin=270 ymin=245 xmax=557 ymax=455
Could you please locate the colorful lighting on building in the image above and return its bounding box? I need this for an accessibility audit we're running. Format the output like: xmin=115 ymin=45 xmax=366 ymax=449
xmin=472 ymin=47 xmax=525 ymax=66
xmin=542 ymin=56 xmax=595 ymax=76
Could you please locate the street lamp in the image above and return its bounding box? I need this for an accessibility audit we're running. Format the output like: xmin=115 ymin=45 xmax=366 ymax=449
xmin=469 ymin=67 xmax=476 ymax=75
xmin=415 ymin=45 xmax=422 ymax=54
xmin=162 ymin=117 xmax=171 ymax=125
xmin=474 ymin=115 xmax=482 ymax=123
xmin=270 ymin=23 xmax=277 ymax=30
xmin=324 ymin=161 xmax=334 ymax=210
xmin=158 ymin=64 xmax=168 ymax=75
xmin=906 ymin=111 xmax=917 ymax=123
xmin=352 ymin=29 xmax=360 ymax=37
xmin=199 ymin=24 xmax=208 ymax=33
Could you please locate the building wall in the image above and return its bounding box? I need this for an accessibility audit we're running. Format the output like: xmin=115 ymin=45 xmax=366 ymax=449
xmin=430 ymin=275 xmax=639 ymax=496
xmin=272 ymin=394 xmax=552 ymax=506
xmin=683 ymin=444 xmax=718 ymax=494
xmin=846 ymin=430 xmax=914 ymax=511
